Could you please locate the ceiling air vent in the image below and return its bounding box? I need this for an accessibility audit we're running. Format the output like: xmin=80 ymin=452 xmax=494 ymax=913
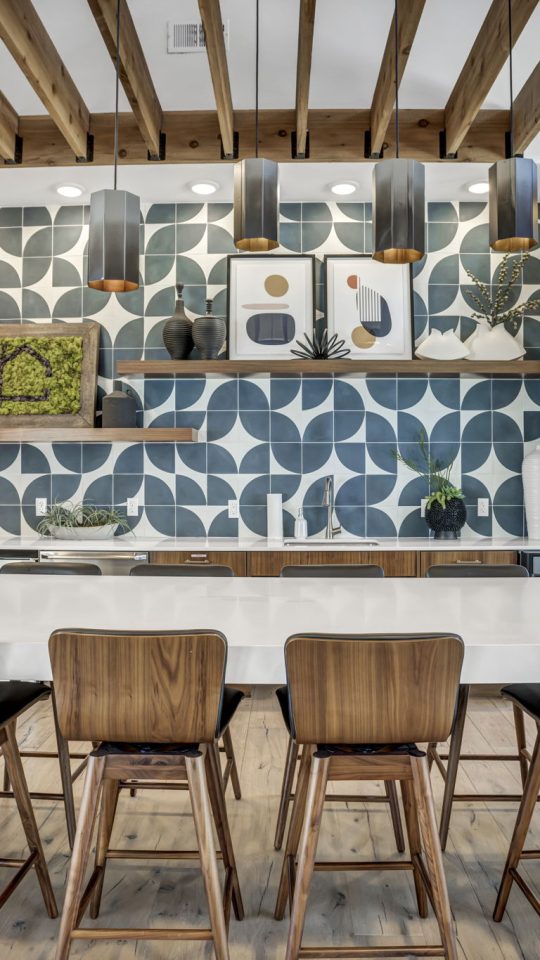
xmin=167 ymin=20 xmax=229 ymax=54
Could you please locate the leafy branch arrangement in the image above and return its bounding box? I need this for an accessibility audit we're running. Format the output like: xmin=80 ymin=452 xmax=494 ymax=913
xmin=463 ymin=252 xmax=540 ymax=331
xmin=394 ymin=434 xmax=464 ymax=509
xmin=38 ymin=500 xmax=130 ymax=536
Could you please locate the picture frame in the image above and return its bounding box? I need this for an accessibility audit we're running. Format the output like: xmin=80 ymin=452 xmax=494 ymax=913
xmin=226 ymin=254 xmax=316 ymax=360
xmin=324 ymin=255 xmax=414 ymax=360
xmin=0 ymin=322 xmax=100 ymax=428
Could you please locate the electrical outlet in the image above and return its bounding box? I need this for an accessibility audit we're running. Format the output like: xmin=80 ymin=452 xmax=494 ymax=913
xmin=35 ymin=498 xmax=47 ymax=516
xmin=420 ymin=497 xmax=427 ymax=518
xmin=126 ymin=497 xmax=139 ymax=517
xmin=228 ymin=499 xmax=239 ymax=519
xmin=477 ymin=498 xmax=490 ymax=517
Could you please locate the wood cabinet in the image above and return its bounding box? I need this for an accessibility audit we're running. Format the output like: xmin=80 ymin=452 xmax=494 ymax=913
xmin=417 ymin=550 xmax=518 ymax=577
xmin=247 ymin=550 xmax=417 ymax=578
xmin=149 ymin=550 xmax=247 ymax=577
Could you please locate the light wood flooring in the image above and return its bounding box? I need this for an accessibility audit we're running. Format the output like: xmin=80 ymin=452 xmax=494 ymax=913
xmin=0 ymin=687 xmax=539 ymax=959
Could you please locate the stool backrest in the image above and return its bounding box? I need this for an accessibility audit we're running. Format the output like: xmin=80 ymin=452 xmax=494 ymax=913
xmin=49 ymin=629 xmax=227 ymax=743
xmin=280 ymin=564 xmax=384 ymax=578
xmin=0 ymin=562 xmax=101 ymax=575
xmin=425 ymin=563 xmax=528 ymax=578
xmin=285 ymin=632 xmax=464 ymax=745
xmin=130 ymin=563 xmax=234 ymax=577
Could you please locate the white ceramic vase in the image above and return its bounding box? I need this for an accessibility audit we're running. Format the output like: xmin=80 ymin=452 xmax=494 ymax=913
xmin=464 ymin=321 xmax=525 ymax=361
xmin=416 ymin=328 xmax=469 ymax=360
xmin=522 ymin=445 xmax=540 ymax=539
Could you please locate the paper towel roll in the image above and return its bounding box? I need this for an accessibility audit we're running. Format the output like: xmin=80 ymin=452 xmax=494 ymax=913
xmin=267 ymin=493 xmax=283 ymax=540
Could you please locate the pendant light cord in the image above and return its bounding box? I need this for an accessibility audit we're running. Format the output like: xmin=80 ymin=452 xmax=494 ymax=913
xmin=508 ymin=0 xmax=514 ymax=155
xmin=394 ymin=0 xmax=400 ymax=159
xmin=113 ymin=0 xmax=121 ymax=190
xmin=255 ymin=0 xmax=260 ymax=158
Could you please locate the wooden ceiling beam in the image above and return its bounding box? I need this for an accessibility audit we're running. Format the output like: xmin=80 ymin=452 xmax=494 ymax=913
xmin=198 ymin=0 xmax=235 ymax=158
xmin=295 ymin=0 xmax=317 ymax=159
xmin=443 ymin=0 xmax=539 ymax=158
xmin=87 ymin=0 xmax=164 ymax=160
xmin=0 ymin=0 xmax=91 ymax=160
xmin=512 ymin=60 xmax=540 ymax=153
xmin=0 ymin=90 xmax=20 ymax=162
xmin=368 ymin=0 xmax=426 ymax=158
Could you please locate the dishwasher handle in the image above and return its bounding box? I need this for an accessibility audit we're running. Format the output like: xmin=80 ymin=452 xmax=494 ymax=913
xmin=39 ymin=550 xmax=149 ymax=562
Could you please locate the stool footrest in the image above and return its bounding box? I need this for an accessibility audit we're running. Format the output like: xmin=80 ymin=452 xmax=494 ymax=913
xmin=105 ymin=849 xmax=223 ymax=861
xmin=298 ymin=946 xmax=446 ymax=957
xmin=509 ymin=868 xmax=540 ymax=916
xmin=0 ymin=852 xmax=37 ymax=910
xmin=71 ymin=928 xmax=213 ymax=941
xmin=314 ymin=859 xmax=412 ymax=872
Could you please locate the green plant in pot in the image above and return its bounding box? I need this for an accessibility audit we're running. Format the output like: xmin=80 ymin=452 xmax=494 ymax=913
xmin=394 ymin=435 xmax=466 ymax=540
xmin=38 ymin=501 xmax=130 ymax=540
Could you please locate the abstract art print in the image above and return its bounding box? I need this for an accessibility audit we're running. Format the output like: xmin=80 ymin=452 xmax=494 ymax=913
xmin=226 ymin=255 xmax=315 ymax=359
xmin=324 ymin=255 xmax=413 ymax=359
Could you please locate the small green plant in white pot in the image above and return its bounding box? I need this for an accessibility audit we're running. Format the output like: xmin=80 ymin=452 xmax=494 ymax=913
xmin=38 ymin=501 xmax=130 ymax=540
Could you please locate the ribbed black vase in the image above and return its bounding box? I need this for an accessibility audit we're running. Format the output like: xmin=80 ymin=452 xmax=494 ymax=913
xmin=163 ymin=284 xmax=193 ymax=359
xmin=192 ymin=298 xmax=226 ymax=360
xmin=425 ymin=498 xmax=467 ymax=540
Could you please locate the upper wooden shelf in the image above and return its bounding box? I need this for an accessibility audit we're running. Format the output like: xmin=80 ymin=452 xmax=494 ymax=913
xmin=116 ymin=359 xmax=540 ymax=377
xmin=0 ymin=428 xmax=198 ymax=443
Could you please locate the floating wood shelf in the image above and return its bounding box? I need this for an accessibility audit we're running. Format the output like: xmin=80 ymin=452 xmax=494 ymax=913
xmin=0 ymin=428 xmax=198 ymax=443
xmin=116 ymin=359 xmax=540 ymax=377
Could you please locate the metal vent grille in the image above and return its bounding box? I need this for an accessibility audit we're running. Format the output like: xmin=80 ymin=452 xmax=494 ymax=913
xmin=167 ymin=20 xmax=229 ymax=54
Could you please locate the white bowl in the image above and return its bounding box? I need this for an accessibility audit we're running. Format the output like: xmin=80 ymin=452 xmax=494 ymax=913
xmin=47 ymin=524 xmax=118 ymax=540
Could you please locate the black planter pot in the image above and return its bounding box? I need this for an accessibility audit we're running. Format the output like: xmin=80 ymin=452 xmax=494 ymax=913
xmin=425 ymin=498 xmax=467 ymax=540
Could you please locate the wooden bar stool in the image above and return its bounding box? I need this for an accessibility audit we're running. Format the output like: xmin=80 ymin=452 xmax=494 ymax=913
xmin=49 ymin=627 xmax=243 ymax=960
xmin=274 ymin=631 xmax=464 ymax=960
xmin=274 ymin=562 xmax=405 ymax=855
xmin=0 ymin=680 xmax=57 ymax=917
xmin=425 ymin=562 xmax=530 ymax=849
xmin=494 ymin=683 xmax=540 ymax=921
xmin=0 ymin=561 xmax=102 ymax=849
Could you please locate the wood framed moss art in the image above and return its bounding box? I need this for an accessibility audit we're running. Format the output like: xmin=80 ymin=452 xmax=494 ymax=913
xmin=0 ymin=323 xmax=100 ymax=428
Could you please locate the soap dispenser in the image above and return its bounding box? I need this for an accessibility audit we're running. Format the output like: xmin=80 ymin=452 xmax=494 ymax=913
xmin=294 ymin=508 xmax=308 ymax=539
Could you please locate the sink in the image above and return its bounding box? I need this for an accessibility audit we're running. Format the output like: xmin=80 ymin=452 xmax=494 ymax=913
xmin=282 ymin=538 xmax=380 ymax=547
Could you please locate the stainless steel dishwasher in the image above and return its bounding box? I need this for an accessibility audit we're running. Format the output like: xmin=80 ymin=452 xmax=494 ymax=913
xmin=39 ymin=549 xmax=149 ymax=575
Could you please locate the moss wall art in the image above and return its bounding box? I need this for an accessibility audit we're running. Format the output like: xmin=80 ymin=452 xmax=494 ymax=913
xmin=0 ymin=336 xmax=82 ymax=415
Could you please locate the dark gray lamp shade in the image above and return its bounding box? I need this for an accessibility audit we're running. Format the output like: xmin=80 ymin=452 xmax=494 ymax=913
xmin=489 ymin=157 xmax=539 ymax=252
xmin=372 ymin=158 xmax=425 ymax=264
xmin=234 ymin=158 xmax=279 ymax=251
xmin=87 ymin=188 xmax=140 ymax=292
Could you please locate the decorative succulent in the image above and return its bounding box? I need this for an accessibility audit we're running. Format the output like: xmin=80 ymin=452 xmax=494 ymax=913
xmin=38 ymin=500 xmax=130 ymax=536
xmin=463 ymin=252 xmax=540 ymax=331
xmin=394 ymin=433 xmax=464 ymax=509
xmin=291 ymin=328 xmax=351 ymax=360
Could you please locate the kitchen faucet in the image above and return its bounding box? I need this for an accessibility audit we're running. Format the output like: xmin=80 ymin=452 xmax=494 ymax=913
xmin=322 ymin=476 xmax=341 ymax=539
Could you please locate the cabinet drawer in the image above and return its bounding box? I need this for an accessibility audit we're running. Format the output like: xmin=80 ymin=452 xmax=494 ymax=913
xmin=418 ymin=550 xmax=518 ymax=577
xmin=149 ymin=551 xmax=247 ymax=576
xmin=247 ymin=550 xmax=416 ymax=577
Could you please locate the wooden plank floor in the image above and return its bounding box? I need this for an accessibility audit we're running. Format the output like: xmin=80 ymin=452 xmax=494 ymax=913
xmin=0 ymin=687 xmax=539 ymax=959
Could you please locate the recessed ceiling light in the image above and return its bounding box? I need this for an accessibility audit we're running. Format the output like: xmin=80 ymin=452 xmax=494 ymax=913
xmin=189 ymin=181 xmax=219 ymax=196
xmin=56 ymin=183 xmax=84 ymax=198
xmin=467 ymin=181 xmax=489 ymax=195
xmin=330 ymin=181 xmax=358 ymax=196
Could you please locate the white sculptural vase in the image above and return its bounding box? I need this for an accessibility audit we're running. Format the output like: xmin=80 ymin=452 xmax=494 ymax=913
xmin=523 ymin=445 xmax=540 ymax=539
xmin=416 ymin=328 xmax=469 ymax=360
xmin=464 ymin=321 xmax=525 ymax=361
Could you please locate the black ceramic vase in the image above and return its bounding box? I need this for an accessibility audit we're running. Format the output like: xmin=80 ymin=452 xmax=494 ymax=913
xmin=192 ymin=298 xmax=226 ymax=360
xmin=425 ymin=498 xmax=467 ymax=539
xmin=163 ymin=284 xmax=193 ymax=359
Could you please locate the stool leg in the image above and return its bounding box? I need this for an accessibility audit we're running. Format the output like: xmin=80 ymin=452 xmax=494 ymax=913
xmin=494 ymin=729 xmax=540 ymax=922
xmin=275 ymin=737 xmax=299 ymax=851
xmin=55 ymin=756 xmax=105 ymax=960
xmin=221 ymin=727 xmax=242 ymax=800
xmin=1 ymin=723 xmax=58 ymax=919
xmin=206 ymin=742 xmax=244 ymax=921
xmin=411 ymin=755 xmax=458 ymax=960
xmin=186 ymin=748 xmax=230 ymax=960
xmin=275 ymin=745 xmax=312 ymax=921
xmin=89 ymin=779 xmax=120 ymax=919
xmin=401 ymin=778 xmax=428 ymax=919
xmin=385 ymin=780 xmax=405 ymax=853
xmin=512 ymin=704 xmax=529 ymax=790
xmin=51 ymin=688 xmax=77 ymax=850
xmin=285 ymin=752 xmax=329 ymax=960
xmin=439 ymin=683 xmax=469 ymax=851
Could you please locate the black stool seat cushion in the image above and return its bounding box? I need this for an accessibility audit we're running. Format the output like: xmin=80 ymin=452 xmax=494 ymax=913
xmin=218 ymin=686 xmax=245 ymax=735
xmin=0 ymin=681 xmax=50 ymax=727
xmin=276 ymin=685 xmax=291 ymax=732
xmin=502 ymin=683 xmax=540 ymax=722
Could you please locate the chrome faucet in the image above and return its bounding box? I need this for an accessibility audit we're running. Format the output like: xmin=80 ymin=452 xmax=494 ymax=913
xmin=322 ymin=476 xmax=341 ymax=539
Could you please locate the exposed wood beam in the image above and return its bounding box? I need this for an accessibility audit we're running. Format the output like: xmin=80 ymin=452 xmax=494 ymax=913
xmin=295 ymin=0 xmax=317 ymax=159
xmin=369 ymin=0 xmax=426 ymax=158
xmin=0 ymin=90 xmax=19 ymax=161
xmin=444 ymin=0 xmax=539 ymax=157
xmin=87 ymin=0 xmax=164 ymax=160
xmin=513 ymin=60 xmax=540 ymax=153
xmin=0 ymin=0 xmax=91 ymax=160
xmin=198 ymin=0 xmax=235 ymax=158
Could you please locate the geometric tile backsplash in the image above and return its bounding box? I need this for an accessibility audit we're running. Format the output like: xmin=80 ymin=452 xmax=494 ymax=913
xmin=0 ymin=199 xmax=539 ymax=539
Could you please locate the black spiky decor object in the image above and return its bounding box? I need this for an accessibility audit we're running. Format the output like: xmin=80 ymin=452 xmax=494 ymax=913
xmin=291 ymin=329 xmax=351 ymax=360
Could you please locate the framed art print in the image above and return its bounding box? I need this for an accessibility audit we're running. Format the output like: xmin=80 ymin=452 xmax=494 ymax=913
xmin=227 ymin=255 xmax=315 ymax=360
xmin=324 ymin=255 xmax=413 ymax=359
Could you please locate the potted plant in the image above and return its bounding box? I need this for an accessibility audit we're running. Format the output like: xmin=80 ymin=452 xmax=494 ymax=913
xmin=394 ymin=435 xmax=466 ymax=539
xmin=463 ymin=252 xmax=540 ymax=360
xmin=38 ymin=501 xmax=130 ymax=540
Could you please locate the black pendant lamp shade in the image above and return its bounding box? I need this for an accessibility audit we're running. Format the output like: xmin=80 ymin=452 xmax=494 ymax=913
xmin=88 ymin=189 xmax=140 ymax=292
xmin=234 ymin=158 xmax=279 ymax=252
xmin=372 ymin=159 xmax=425 ymax=264
xmin=489 ymin=154 xmax=538 ymax=254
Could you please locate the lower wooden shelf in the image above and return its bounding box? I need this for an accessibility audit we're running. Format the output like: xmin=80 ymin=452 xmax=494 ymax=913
xmin=0 ymin=428 xmax=198 ymax=443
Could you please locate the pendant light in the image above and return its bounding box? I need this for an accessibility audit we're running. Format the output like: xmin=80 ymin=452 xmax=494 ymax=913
xmin=87 ymin=0 xmax=140 ymax=291
xmin=489 ymin=0 xmax=538 ymax=252
xmin=233 ymin=0 xmax=279 ymax=251
xmin=372 ymin=0 xmax=425 ymax=264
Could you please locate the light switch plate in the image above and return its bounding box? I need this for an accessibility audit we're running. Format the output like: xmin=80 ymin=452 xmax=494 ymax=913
xmin=477 ymin=498 xmax=489 ymax=517
xmin=228 ymin=499 xmax=239 ymax=519
xmin=126 ymin=497 xmax=139 ymax=517
xmin=35 ymin=498 xmax=47 ymax=516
